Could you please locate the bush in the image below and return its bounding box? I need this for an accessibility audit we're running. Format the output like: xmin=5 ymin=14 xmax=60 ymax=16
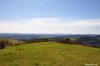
xmin=0 ymin=39 xmax=25 ymax=49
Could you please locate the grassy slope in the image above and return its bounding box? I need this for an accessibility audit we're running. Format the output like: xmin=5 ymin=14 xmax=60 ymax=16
xmin=0 ymin=42 xmax=100 ymax=66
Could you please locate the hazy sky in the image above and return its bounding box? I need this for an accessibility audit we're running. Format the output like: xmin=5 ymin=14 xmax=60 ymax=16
xmin=0 ymin=0 xmax=100 ymax=34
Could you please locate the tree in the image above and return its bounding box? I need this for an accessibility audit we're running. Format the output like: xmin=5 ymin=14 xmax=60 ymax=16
xmin=64 ymin=38 xmax=71 ymax=43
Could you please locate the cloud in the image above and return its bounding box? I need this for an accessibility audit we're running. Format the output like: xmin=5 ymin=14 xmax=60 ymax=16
xmin=0 ymin=18 xmax=100 ymax=34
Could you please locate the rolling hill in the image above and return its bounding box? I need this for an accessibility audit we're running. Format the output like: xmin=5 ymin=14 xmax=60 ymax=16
xmin=0 ymin=42 xmax=100 ymax=66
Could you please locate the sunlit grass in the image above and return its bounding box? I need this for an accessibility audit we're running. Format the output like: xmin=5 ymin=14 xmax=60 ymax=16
xmin=0 ymin=42 xmax=100 ymax=66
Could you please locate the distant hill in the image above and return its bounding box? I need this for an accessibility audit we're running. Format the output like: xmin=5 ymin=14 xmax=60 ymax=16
xmin=0 ymin=33 xmax=68 ymax=40
xmin=0 ymin=33 xmax=100 ymax=48
xmin=0 ymin=42 xmax=100 ymax=66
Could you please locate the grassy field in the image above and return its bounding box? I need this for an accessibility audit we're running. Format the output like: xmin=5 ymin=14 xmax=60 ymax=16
xmin=0 ymin=42 xmax=100 ymax=66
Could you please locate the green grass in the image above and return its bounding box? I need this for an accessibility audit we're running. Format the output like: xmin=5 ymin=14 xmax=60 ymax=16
xmin=0 ymin=42 xmax=100 ymax=66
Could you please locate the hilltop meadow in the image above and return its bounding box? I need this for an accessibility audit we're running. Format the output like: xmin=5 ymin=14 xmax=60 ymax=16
xmin=0 ymin=42 xmax=100 ymax=66
xmin=0 ymin=34 xmax=100 ymax=66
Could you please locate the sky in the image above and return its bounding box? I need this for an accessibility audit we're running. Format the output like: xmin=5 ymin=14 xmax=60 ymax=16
xmin=0 ymin=0 xmax=100 ymax=34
